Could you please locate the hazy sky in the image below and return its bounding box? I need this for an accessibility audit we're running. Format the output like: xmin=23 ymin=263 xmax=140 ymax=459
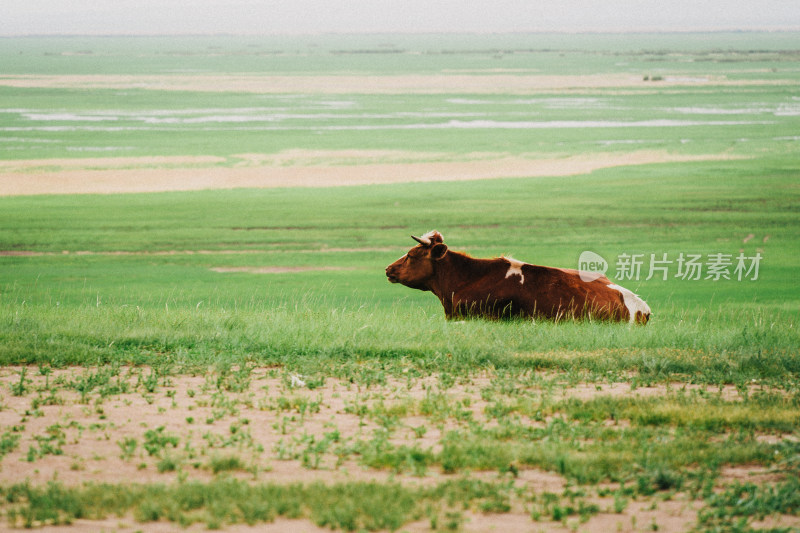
xmin=2 ymin=0 xmax=800 ymax=35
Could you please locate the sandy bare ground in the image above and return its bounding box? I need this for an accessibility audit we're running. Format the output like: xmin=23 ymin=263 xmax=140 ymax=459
xmin=0 ymin=73 xmax=790 ymax=94
xmin=0 ymin=149 xmax=743 ymax=196
xmin=0 ymin=366 xmax=795 ymax=532
xmin=210 ymin=266 xmax=356 ymax=274
xmin=0 ymin=248 xmax=396 ymax=257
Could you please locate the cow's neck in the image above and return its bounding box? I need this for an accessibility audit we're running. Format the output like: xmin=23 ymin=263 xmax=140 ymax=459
xmin=428 ymin=251 xmax=495 ymax=303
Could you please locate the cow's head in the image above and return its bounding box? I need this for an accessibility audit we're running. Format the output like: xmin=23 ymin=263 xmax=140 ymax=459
xmin=386 ymin=231 xmax=448 ymax=290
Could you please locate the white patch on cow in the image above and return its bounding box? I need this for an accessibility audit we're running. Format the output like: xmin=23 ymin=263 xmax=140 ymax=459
xmin=608 ymin=284 xmax=651 ymax=323
xmin=504 ymin=256 xmax=525 ymax=284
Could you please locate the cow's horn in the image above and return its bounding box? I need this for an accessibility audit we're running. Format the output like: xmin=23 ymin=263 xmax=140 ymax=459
xmin=411 ymin=235 xmax=430 ymax=245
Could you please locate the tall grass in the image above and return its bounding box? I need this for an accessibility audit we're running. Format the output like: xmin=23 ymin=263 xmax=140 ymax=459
xmin=2 ymin=299 xmax=796 ymax=385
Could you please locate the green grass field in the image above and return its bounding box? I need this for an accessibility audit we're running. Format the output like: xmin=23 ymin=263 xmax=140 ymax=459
xmin=0 ymin=33 xmax=798 ymax=532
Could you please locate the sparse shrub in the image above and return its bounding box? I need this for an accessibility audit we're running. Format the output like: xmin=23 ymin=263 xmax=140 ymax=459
xmin=118 ymin=437 xmax=137 ymax=460
xmin=208 ymin=454 xmax=245 ymax=474
xmin=143 ymin=426 xmax=179 ymax=456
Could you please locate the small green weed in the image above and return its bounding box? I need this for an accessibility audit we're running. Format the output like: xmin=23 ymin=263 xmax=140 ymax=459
xmin=143 ymin=426 xmax=179 ymax=457
xmin=118 ymin=437 xmax=137 ymax=460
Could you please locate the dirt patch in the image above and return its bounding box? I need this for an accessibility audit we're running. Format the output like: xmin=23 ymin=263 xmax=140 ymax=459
xmin=750 ymin=515 xmax=800 ymax=532
xmin=0 ymin=247 xmax=398 ymax=257
xmin=0 ymin=367 xmax=454 ymax=488
xmin=0 ymin=251 xmax=42 ymax=256
xmin=231 ymin=149 xmax=458 ymax=167
xmin=562 ymin=381 xmax=747 ymax=402
xmin=718 ymin=465 xmax=786 ymax=485
xmin=0 ymin=249 xmax=265 ymax=257
xmin=575 ymin=498 xmax=699 ymax=533
xmin=0 ymin=155 xmax=225 ymax=172
xmin=31 ymin=518 xmax=333 ymax=533
xmin=0 ymin=73 xmax=790 ymax=94
xmin=0 ymin=149 xmax=745 ymax=196
xmin=210 ymin=266 xmax=355 ymax=274
xmin=0 ymin=367 xmax=795 ymax=532
xmin=0 ymin=367 xmax=788 ymax=489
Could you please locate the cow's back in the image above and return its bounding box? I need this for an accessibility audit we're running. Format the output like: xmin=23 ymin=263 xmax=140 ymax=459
xmin=517 ymin=264 xmax=647 ymax=322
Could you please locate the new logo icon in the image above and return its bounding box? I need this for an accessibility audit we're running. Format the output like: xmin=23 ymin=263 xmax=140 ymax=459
xmin=578 ymin=251 xmax=608 ymax=282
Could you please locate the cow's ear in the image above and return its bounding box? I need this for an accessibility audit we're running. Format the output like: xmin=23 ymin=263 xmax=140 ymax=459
xmin=431 ymin=243 xmax=448 ymax=260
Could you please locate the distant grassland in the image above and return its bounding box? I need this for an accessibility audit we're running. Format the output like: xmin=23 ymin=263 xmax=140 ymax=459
xmin=3 ymin=32 xmax=800 ymax=76
xmin=1 ymin=32 xmax=800 ymax=161
xmin=2 ymin=86 xmax=799 ymax=161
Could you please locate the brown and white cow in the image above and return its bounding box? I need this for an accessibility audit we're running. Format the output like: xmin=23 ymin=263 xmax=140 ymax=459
xmin=386 ymin=231 xmax=650 ymax=324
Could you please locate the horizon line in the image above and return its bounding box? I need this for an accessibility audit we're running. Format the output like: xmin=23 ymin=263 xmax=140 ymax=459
xmin=3 ymin=27 xmax=800 ymax=38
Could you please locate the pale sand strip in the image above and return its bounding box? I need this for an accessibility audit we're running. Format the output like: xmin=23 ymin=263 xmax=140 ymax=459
xmin=0 ymin=155 xmax=227 ymax=170
xmin=0 ymin=73 xmax=786 ymax=94
xmin=0 ymin=151 xmax=742 ymax=196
